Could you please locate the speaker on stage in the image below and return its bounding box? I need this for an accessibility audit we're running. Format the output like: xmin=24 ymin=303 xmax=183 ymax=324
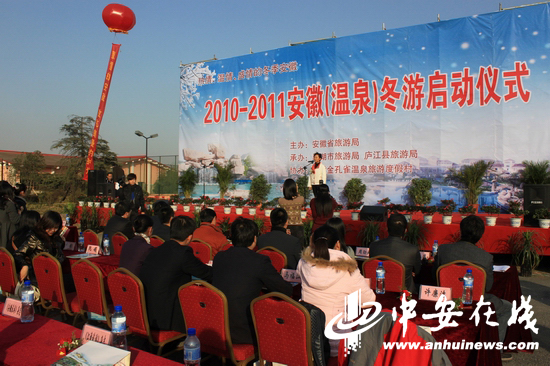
xmin=87 ymin=170 xmax=107 ymax=197
xmin=359 ymin=205 xmax=388 ymax=222
xmin=523 ymin=184 xmax=550 ymax=227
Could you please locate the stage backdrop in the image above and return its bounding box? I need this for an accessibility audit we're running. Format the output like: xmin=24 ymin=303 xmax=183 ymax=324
xmin=180 ymin=4 xmax=550 ymax=207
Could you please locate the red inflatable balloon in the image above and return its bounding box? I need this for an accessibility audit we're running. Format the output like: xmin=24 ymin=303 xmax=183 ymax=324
xmin=102 ymin=4 xmax=136 ymax=34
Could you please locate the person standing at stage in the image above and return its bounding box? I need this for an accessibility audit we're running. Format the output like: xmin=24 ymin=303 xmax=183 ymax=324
xmin=119 ymin=173 xmax=145 ymax=223
xmin=308 ymin=152 xmax=327 ymax=190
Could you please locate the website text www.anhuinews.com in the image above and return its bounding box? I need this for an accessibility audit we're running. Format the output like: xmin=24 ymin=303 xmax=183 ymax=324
xmin=383 ymin=340 xmax=539 ymax=351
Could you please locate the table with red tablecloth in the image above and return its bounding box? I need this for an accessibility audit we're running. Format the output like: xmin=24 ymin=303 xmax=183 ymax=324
xmin=65 ymin=251 xmax=120 ymax=277
xmin=0 ymin=303 xmax=181 ymax=366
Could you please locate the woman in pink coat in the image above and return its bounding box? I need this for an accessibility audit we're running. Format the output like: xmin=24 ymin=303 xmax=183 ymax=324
xmin=298 ymin=225 xmax=376 ymax=356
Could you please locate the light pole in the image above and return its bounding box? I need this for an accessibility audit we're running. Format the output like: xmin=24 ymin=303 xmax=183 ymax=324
xmin=135 ymin=130 xmax=158 ymax=193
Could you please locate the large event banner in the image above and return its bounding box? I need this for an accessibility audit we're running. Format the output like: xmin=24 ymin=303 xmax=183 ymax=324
xmin=179 ymin=4 xmax=550 ymax=206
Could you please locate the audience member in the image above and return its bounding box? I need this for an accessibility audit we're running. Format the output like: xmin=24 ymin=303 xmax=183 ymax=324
xmin=213 ymin=217 xmax=293 ymax=344
xmin=325 ymin=217 xmax=355 ymax=259
xmin=103 ymin=202 xmax=134 ymax=253
xmin=152 ymin=206 xmax=174 ymax=242
xmin=14 ymin=183 xmax=28 ymax=212
xmin=0 ymin=181 xmax=21 ymax=250
xmin=298 ymin=225 xmax=375 ymax=357
xmin=369 ymin=213 xmax=421 ymax=294
xmin=119 ymin=173 xmax=145 ymax=223
xmin=151 ymin=200 xmax=170 ymax=234
xmin=257 ymin=207 xmax=302 ymax=269
xmin=119 ymin=214 xmax=153 ymax=276
xmin=192 ymin=208 xmax=228 ymax=257
xmin=11 ymin=210 xmax=40 ymax=254
xmin=434 ymin=215 xmax=512 ymax=346
xmin=140 ymin=216 xmax=212 ymax=332
xmin=310 ymin=184 xmax=338 ymax=231
xmin=278 ymin=178 xmax=305 ymax=242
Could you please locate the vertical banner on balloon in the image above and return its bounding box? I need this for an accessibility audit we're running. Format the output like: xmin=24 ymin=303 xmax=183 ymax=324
xmin=83 ymin=43 xmax=121 ymax=181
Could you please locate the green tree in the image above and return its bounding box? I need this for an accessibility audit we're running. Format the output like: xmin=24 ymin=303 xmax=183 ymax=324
xmin=179 ymin=167 xmax=199 ymax=198
xmin=11 ymin=150 xmax=46 ymax=192
xmin=152 ymin=168 xmax=179 ymax=194
xmin=214 ymin=162 xmax=235 ymax=198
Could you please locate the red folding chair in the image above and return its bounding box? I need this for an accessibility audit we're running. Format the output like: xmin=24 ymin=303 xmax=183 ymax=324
xmin=251 ymin=292 xmax=313 ymax=366
xmin=0 ymin=247 xmax=18 ymax=297
xmin=107 ymin=268 xmax=185 ymax=355
xmin=178 ymin=280 xmax=256 ymax=365
xmin=111 ymin=232 xmax=128 ymax=256
xmin=437 ymin=260 xmax=486 ymax=301
xmin=257 ymin=247 xmax=287 ymax=273
xmin=189 ymin=239 xmax=213 ymax=264
xmin=83 ymin=229 xmax=100 ymax=251
xmin=71 ymin=259 xmax=112 ymax=327
xmin=219 ymin=242 xmax=233 ymax=252
xmin=33 ymin=253 xmax=81 ymax=324
xmin=150 ymin=235 xmax=165 ymax=248
xmin=362 ymin=255 xmax=406 ymax=292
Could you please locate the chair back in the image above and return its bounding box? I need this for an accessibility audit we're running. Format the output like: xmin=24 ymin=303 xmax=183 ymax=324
xmin=189 ymin=239 xmax=213 ymax=264
xmin=33 ymin=252 xmax=74 ymax=314
xmin=220 ymin=242 xmax=233 ymax=252
xmin=257 ymin=247 xmax=287 ymax=273
xmin=437 ymin=260 xmax=486 ymax=301
xmin=111 ymin=232 xmax=128 ymax=256
xmin=251 ymin=293 xmax=313 ymax=366
xmin=71 ymin=259 xmax=111 ymax=327
xmin=107 ymin=268 xmax=150 ymax=337
xmin=179 ymin=281 xmax=255 ymax=364
xmin=0 ymin=248 xmax=18 ymax=295
xmin=362 ymin=255 xmax=406 ymax=292
xmin=83 ymin=229 xmax=99 ymax=250
xmin=150 ymin=235 xmax=165 ymax=248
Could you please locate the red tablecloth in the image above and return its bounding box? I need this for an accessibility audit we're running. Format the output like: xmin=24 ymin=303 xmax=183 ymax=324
xmin=66 ymin=252 xmax=120 ymax=277
xmin=0 ymin=303 xmax=180 ymax=366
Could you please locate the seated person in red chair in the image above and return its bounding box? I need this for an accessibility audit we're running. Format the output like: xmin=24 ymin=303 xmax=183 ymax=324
xmin=213 ymin=217 xmax=293 ymax=344
xmin=192 ymin=208 xmax=228 ymax=257
xmin=434 ymin=215 xmax=513 ymax=361
xmin=152 ymin=206 xmax=173 ymax=242
xmin=103 ymin=202 xmax=134 ymax=254
xmin=369 ymin=213 xmax=421 ymax=294
xmin=140 ymin=216 xmax=212 ymax=333
xmin=119 ymin=215 xmax=154 ymax=276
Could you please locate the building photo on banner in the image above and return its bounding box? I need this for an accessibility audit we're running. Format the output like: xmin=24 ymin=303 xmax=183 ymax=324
xmin=180 ymin=3 xmax=548 ymax=209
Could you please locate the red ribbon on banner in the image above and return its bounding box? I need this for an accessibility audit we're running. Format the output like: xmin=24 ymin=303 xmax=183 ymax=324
xmin=83 ymin=43 xmax=121 ymax=181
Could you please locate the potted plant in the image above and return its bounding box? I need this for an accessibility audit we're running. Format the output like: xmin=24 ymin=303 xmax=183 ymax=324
xmin=333 ymin=204 xmax=344 ymax=218
xmin=249 ymin=174 xmax=271 ymax=203
xmin=205 ymin=196 xmax=218 ymax=209
xmin=360 ymin=221 xmax=381 ymax=247
xmin=343 ymin=178 xmax=367 ymax=209
xmin=169 ymin=195 xmax=179 ymax=211
xmin=447 ymin=160 xmax=493 ymax=211
xmin=521 ymin=160 xmax=550 ymax=226
xmin=179 ymin=167 xmax=198 ymax=199
xmin=193 ymin=197 xmax=204 ymax=212
xmin=407 ymin=178 xmax=432 ymax=206
xmin=458 ymin=204 xmax=476 ymax=218
xmin=347 ymin=201 xmax=364 ymax=220
xmin=403 ymin=220 xmax=428 ymax=249
xmin=181 ymin=197 xmax=193 ymax=212
xmin=261 ymin=199 xmax=276 ymax=217
xmin=93 ymin=196 xmax=103 ymax=208
xmin=509 ymin=231 xmax=543 ymax=276
xmin=401 ymin=204 xmax=414 ymax=222
xmin=438 ymin=199 xmax=456 ymax=225
xmin=533 ymin=207 xmax=550 ymax=229
xmin=481 ymin=205 xmax=500 ymax=226
xmin=377 ymin=197 xmax=391 ymax=206
xmin=233 ymin=197 xmax=246 ymax=214
xmin=219 ymin=198 xmax=233 ymax=214
xmin=507 ymin=200 xmax=528 ymax=228
xmin=420 ymin=205 xmax=437 ymax=224
xmin=214 ymin=162 xmax=235 ymax=199
xmin=77 ymin=195 xmax=86 ymax=207
xmin=247 ymin=199 xmax=260 ymax=215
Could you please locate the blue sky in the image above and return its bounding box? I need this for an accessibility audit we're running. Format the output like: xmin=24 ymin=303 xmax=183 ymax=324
xmin=0 ymin=0 xmax=530 ymax=157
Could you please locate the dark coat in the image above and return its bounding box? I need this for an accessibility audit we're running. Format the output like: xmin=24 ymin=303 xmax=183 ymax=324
xmin=0 ymin=200 xmax=21 ymax=249
xmin=119 ymin=236 xmax=152 ymax=276
xmin=257 ymin=227 xmax=302 ymax=269
xmin=152 ymin=223 xmax=171 ymax=242
xmin=139 ymin=240 xmax=213 ymax=332
xmin=369 ymin=236 xmax=422 ymax=294
xmin=103 ymin=215 xmax=134 ymax=254
xmin=119 ymin=184 xmax=145 ymax=213
xmin=212 ymin=246 xmax=293 ymax=344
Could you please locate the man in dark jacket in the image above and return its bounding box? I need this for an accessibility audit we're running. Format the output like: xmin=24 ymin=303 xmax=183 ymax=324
xmin=103 ymin=202 xmax=134 ymax=254
xmin=119 ymin=173 xmax=145 ymax=223
xmin=140 ymin=216 xmax=212 ymax=332
xmin=213 ymin=217 xmax=293 ymax=344
xmin=119 ymin=214 xmax=153 ymax=276
xmin=257 ymin=207 xmax=302 ymax=269
xmin=152 ymin=206 xmax=173 ymax=242
xmin=369 ymin=213 xmax=421 ymax=294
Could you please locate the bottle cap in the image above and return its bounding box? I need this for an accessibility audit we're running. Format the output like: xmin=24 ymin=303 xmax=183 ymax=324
xmin=188 ymin=328 xmax=196 ymax=336
xmin=115 ymin=305 xmax=122 ymax=312
xmin=467 ymin=269 xmax=472 ymax=273
xmin=378 ymin=262 xmax=383 ymax=265
xmin=24 ymin=280 xmax=31 ymax=286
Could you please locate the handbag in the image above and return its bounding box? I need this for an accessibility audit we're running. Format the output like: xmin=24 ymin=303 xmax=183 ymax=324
xmin=13 ymin=280 xmax=41 ymax=303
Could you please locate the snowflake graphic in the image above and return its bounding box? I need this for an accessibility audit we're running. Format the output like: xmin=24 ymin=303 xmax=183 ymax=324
xmin=180 ymin=63 xmax=216 ymax=109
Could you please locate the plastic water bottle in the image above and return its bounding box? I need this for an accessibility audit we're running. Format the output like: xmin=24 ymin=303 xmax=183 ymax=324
xmin=375 ymin=236 xmax=380 ymax=241
xmin=65 ymin=214 xmax=70 ymax=227
xmin=102 ymin=234 xmax=110 ymax=256
xmin=111 ymin=305 xmax=128 ymax=350
xmin=21 ymin=280 xmax=34 ymax=323
xmin=184 ymin=328 xmax=201 ymax=366
xmin=375 ymin=262 xmax=385 ymax=295
xmin=78 ymin=232 xmax=85 ymax=252
xmin=432 ymin=240 xmax=439 ymax=258
xmin=462 ymin=269 xmax=474 ymax=305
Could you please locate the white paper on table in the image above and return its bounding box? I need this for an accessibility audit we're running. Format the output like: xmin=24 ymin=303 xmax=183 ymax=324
xmin=493 ymin=265 xmax=510 ymax=272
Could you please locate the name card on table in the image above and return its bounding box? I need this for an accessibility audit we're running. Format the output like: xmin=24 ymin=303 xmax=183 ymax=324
xmin=419 ymin=285 xmax=452 ymax=302
xmin=2 ymin=298 xmax=22 ymax=319
xmin=86 ymin=245 xmax=100 ymax=255
xmin=281 ymin=269 xmax=301 ymax=283
xmin=355 ymin=247 xmax=369 ymax=257
xmin=81 ymin=324 xmax=113 ymax=345
xmin=64 ymin=241 xmax=76 ymax=250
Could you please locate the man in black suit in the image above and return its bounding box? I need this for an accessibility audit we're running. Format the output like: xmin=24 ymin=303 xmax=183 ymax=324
xmin=213 ymin=217 xmax=293 ymax=344
xmin=140 ymin=216 xmax=212 ymax=333
xmin=119 ymin=173 xmax=145 ymax=223
xmin=103 ymin=202 xmax=134 ymax=254
xmin=257 ymin=208 xmax=302 ymax=269
xmin=434 ymin=215 xmax=512 ymax=348
xmin=152 ymin=206 xmax=173 ymax=242
xmin=369 ymin=213 xmax=421 ymax=294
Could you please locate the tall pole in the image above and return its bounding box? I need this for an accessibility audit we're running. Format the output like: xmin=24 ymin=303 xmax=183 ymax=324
xmin=145 ymin=137 xmax=148 ymax=193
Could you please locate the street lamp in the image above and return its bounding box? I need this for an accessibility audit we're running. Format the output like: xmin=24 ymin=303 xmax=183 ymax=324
xmin=135 ymin=130 xmax=158 ymax=193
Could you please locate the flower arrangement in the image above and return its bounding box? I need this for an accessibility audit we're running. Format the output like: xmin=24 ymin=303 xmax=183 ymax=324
xmin=201 ymin=196 xmax=218 ymax=206
xmin=233 ymin=196 xmax=246 ymax=207
xmin=334 ymin=204 xmax=344 ymax=212
xmin=420 ymin=205 xmax=437 ymax=215
xmin=508 ymin=200 xmax=528 ymax=217
xmin=438 ymin=199 xmax=456 ymax=216
xmin=218 ymin=198 xmax=230 ymax=207
xmin=481 ymin=205 xmax=500 ymax=216
xmin=458 ymin=204 xmax=476 ymax=215
xmin=347 ymin=201 xmax=363 ymax=210
xmin=181 ymin=197 xmax=193 ymax=205
xmin=533 ymin=207 xmax=550 ymax=220
xmin=246 ymin=199 xmax=260 ymax=207
xmin=192 ymin=197 xmax=203 ymax=206
xmin=378 ymin=197 xmax=391 ymax=206
xmin=57 ymin=332 xmax=81 ymax=357
xmin=397 ymin=288 xmax=413 ymax=301
xmin=169 ymin=195 xmax=180 ymax=204
xmin=261 ymin=198 xmax=277 ymax=210
xmin=146 ymin=196 xmax=156 ymax=204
